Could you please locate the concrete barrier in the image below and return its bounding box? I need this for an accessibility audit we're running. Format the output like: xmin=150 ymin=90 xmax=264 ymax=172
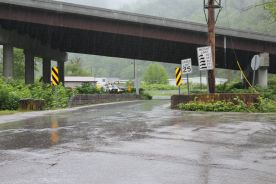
xmin=171 ymin=93 xmax=260 ymax=109
xmin=19 ymin=99 xmax=45 ymax=111
xmin=68 ymin=94 xmax=141 ymax=107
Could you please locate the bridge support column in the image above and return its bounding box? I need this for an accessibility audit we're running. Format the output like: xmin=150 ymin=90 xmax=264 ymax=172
xmin=24 ymin=50 xmax=34 ymax=84
xmin=43 ymin=58 xmax=51 ymax=84
xmin=3 ymin=44 xmax=13 ymax=79
xmin=58 ymin=60 xmax=65 ymax=85
xmin=257 ymin=53 xmax=269 ymax=88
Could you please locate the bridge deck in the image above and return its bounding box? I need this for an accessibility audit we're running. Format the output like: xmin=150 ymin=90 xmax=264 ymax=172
xmin=0 ymin=0 xmax=275 ymax=43
xmin=0 ymin=0 xmax=275 ymax=73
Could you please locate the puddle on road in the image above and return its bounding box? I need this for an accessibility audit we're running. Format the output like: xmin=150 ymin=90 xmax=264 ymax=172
xmin=0 ymin=100 xmax=275 ymax=152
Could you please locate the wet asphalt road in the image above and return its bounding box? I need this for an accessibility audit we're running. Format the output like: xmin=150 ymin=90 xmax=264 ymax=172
xmin=0 ymin=100 xmax=276 ymax=184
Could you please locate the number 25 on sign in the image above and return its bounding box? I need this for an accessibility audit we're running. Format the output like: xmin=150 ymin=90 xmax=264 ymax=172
xmin=181 ymin=58 xmax=192 ymax=74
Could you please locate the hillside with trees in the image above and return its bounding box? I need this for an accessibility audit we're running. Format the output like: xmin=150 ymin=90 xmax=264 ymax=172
xmin=69 ymin=0 xmax=276 ymax=81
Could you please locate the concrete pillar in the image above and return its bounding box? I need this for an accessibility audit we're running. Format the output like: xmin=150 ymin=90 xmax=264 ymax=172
xmin=257 ymin=53 xmax=269 ymax=88
xmin=24 ymin=50 xmax=34 ymax=84
xmin=3 ymin=44 xmax=13 ymax=79
xmin=257 ymin=69 xmax=268 ymax=88
xmin=42 ymin=58 xmax=51 ymax=84
xmin=58 ymin=61 xmax=65 ymax=85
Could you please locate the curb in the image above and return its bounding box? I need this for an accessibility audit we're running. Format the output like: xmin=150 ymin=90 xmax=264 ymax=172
xmin=0 ymin=100 xmax=143 ymax=124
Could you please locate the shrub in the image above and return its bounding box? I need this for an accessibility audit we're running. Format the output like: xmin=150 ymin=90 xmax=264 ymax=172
xmin=178 ymin=100 xmax=250 ymax=112
xmin=0 ymin=78 xmax=75 ymax=110
xmin=178 ymin=98 xmax=276 ymax=113
xmin=76 ymin=83 xmax=103 ymax=94
xmin=140 ymin=92 xmax=152 ymax=100
xmin=0 ymin=87 xmax=20 ymax=110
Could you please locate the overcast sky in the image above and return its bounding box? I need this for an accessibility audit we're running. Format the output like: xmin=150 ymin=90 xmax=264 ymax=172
xmin=56 ymin=0 xmax=141 ymax=9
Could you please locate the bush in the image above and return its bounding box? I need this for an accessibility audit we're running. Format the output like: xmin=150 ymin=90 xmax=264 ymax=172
xmin=216 ymin=79 xmax=276 ymax=102
xmin=178 ymin=98 xmax=276 ymax=113
xmin=76 ymin=83 xmax=104 ymax=94
xmin=140 ymin=92 xmax=152 ymax=100
xmin=0 ymin=87 xmax=20 ymax=110
xmin=0 ymin=77 xmax=75 ymax=110
xmin=178 ymin=99 xmax=251 ymax=112
xmin=256 ymin=98 xmax=276 ymax=112
xmin=216 ymin=82 xmax=247 ymax=93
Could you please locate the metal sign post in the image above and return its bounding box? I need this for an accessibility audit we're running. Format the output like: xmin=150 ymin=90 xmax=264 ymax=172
xmin=200 ymin=71 xmax=202 ymax=90
xmin=181 ymin=58 xmax=192 ymax=95
xmin=187 ymin=74 xmax=190 ymax=95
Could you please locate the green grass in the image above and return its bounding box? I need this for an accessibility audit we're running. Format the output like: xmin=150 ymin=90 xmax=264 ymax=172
xmin=145 ymin=90 xmax=181 ymax=96
xmin=0 ymin=110 xmax=17 ymax=116
xmin=145 ymin=88 xmax=207 ymax=97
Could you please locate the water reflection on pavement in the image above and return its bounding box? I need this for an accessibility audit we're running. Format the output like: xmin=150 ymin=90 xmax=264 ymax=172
xmin=0 ymin=100 xmax=276 ymax=184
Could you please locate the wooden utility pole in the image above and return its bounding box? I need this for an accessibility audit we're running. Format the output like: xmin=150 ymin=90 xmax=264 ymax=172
xmin=207 ymin=0 xmax=216 ymax=93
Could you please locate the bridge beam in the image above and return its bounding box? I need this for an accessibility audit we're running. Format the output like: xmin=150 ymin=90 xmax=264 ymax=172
xmin=3 ymin=44 xmax=13 ymax=79
xmin=0 ymin=26 xmax=67 ymax=62
xmin=0 ymin=26 xmax=68 ymax=84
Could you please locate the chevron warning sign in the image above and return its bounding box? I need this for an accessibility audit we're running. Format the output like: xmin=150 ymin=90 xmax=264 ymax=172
xmin=175 ymin=67 xmax=182 ymax=86
xmin=51 ymin=67 xmax=59 ymax=86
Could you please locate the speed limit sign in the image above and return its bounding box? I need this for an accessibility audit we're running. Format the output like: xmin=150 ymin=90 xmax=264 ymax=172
xmin=181 ymin=58 xmax=192 ymax=74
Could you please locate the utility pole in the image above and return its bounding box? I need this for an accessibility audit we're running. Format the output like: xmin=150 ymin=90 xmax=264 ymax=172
xmin=204 ymin=0 xmax=222 ymax=93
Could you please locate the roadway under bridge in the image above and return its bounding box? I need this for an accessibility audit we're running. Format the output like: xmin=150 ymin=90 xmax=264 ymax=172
xmin=0 ymin=0 xmax=275 ymax=84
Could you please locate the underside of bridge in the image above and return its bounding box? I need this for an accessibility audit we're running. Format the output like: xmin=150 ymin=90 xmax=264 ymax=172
xmin=0 ymin=0 xmax=275 ymax=86
xmin=1 ymin=19 xmax=275 ymax=74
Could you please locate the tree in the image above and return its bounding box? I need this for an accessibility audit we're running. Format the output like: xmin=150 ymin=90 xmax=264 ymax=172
xmin=65 ymin=57 xmax=90 ymax=76
xmin=143 ymin=63 xmax=169 ymax=84
xmin=264 ymin=1 xmax=276 ymax=20
xmin=13 ymin=48 xmax=25 ymax=80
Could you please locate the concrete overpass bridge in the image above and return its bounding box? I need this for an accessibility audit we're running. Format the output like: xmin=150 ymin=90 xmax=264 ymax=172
xmin=0 ymin=0 xmax=275 ymax=84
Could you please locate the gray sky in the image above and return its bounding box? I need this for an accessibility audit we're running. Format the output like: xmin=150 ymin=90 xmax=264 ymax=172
xmin=56 ymin=0 xmax=141 ymax=9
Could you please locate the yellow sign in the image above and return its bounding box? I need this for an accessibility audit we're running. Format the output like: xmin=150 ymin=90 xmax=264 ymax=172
xmin=175 ymin=67 xmax=182 ymax=86
xmin=51 ymin=67 xmax=59 ymax=86
xmin=128 ymin=83 xmax=132 ymax=93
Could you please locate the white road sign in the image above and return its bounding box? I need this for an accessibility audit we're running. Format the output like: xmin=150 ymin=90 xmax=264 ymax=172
xmin=251 ymin=55 xmax=260 ymax=71
xmin=181 ymin=58 xmax=192 ymax=74
xmin=197 ymin=46 xmax=213 ymax=71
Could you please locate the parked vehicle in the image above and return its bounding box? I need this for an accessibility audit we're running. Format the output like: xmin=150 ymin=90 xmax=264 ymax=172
xmin=103 ymin=83 xmax=125 ymax=93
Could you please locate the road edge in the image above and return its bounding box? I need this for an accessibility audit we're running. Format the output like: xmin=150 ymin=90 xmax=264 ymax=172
xmin=0 ymin=100 xmax=143 ymax=124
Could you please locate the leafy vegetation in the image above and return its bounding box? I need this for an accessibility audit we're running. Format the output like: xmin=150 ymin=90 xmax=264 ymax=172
xmin=217 ymin=75 xmax=276 ymax=101
xmin=0 ymin=110 xmax=17 ymax=115
xmin=178 ymin=75 xmax=276 ymax=113
xmin=264 ymin=0 xmax=276 ymax=20
xmin=0 ymin=77 xmax=74 ymax=110
xmin=178 ymin=98 xmax=276 ymax=113
xmin=143 ymin=63 xmax=169 ymax=84
xmin=65 ymin=57 xmax=90 ymax=76
xmin=178 ymin=99 xmax=251 ymax=112
xmin=76 ymin=83 xmax=104 ymax=94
